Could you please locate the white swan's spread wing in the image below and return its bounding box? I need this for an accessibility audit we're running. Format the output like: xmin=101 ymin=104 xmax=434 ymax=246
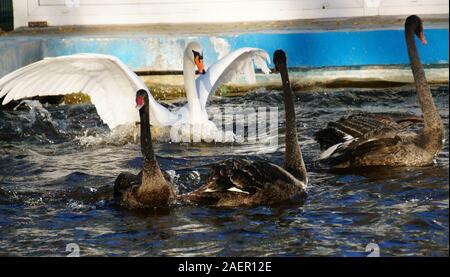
xmin=196 ymin=48 xmax=271 ymax=107
xmin=0 ymin=54 xmax=174 ymax=129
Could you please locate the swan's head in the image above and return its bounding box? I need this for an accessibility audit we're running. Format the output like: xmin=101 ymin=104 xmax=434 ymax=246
xmin=136 ymin=90 xmax=148 ymax=110
xmin=406 ymin=15 xmax=427 ymax=45
xmin=273 ymin=49 xmax=287 ymax=73
xmin=185 ymin=42 xmax=206 ymax=74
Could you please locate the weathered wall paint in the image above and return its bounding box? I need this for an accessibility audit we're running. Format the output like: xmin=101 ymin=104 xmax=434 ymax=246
xmin=0 ymin=38 xmax=43 ymax=77
xmin=1 ymin=28 xmax=448 ymax=78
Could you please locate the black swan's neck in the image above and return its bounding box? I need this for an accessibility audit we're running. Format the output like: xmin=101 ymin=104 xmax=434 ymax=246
xmin=140 ymin=99 xmax=161 ymax=176
xmin=280 ymin=66 xmax=307 ymax=182
xmin=405 ymin=24 xmax=443 ymax=140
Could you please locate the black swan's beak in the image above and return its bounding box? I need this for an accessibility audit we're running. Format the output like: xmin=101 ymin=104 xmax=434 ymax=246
xmin=419 ymin=32 xmax=428 ymax=45
xmin=136 ymin=96 xmax=145 ymax=110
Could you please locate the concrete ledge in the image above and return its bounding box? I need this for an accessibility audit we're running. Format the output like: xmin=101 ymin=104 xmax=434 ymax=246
xmin=142 ymin=65 xmax=449 ymax=98
xmin=13 ymin=65 xmax=448 ymax=105
xmin=8 ymin=15 xmax=450 ymax=35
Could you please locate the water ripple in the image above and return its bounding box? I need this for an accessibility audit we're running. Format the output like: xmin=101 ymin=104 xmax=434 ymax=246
xmin=0 ymin=85 xmax=448 ymax=256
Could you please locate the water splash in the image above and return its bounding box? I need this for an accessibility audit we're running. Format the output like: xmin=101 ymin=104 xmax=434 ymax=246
xmin=75 ymin=123 xmax=139 ymax=146
xmin=13 ymin=100 xmax=65 ymax=143
xmin=16 ymin=100 xmax=50 ymax=123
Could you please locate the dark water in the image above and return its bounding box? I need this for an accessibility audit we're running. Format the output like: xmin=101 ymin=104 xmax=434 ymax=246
xmin=0 ymin=85 xmax=448 ymax=257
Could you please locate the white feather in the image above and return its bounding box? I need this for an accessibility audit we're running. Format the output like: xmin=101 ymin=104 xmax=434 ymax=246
xmin=320 ymin=138 xmax=358 ymax=160
xmin=227 ymin=187 xmax=250 ymax=194
xmin=343 ymin=134 xmax=354 ymax=141
xmin=0 ymin=54 xmax=173 ymax=129
xmin=196 ymin=48 xmax=271 ymax=108
xmin=320 ymin=143 xmax=344 ymax=160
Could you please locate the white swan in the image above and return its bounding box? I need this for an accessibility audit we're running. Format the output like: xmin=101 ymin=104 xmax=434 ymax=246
xmin=0 ymin=42 xmax=270 ymax=141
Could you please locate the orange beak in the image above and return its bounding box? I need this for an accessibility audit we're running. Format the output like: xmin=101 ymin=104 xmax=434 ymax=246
xmin=419 ymin=32 xmax=428 ymax=45
xmin=195 ymin=56 xmax=206 ymax=74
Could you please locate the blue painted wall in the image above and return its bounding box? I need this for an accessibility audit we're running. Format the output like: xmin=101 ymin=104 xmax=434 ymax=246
xmin=228 ymin=29 xmax=449 ymax=67
xmin=0 ymin=38 xmax=43 ymax=77
xmin=0 ymin=28 xmax=448 ymax=77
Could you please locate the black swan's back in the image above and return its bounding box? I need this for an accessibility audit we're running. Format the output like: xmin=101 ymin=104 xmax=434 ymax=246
xmin=315 ymin=112 xmax=423 ymax=150
xmin=185 ymin=158 xmax=306 ymax=207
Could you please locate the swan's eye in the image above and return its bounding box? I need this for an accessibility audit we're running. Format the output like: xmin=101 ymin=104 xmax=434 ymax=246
xmin=136 ymin=96 xmax=145 ymax=110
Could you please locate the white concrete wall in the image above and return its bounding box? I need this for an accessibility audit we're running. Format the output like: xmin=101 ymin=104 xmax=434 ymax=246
xmin=13 ymin=0 xmax=450 ymax=29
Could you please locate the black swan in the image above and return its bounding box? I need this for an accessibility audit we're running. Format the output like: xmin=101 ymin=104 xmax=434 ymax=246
xmin=114 ymin=90 xmax=176 ymax=209
xmin=314 ymin=15 xmax=444 ymax=169
xmin=183 ymin=50 xmax=308 ymax=207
